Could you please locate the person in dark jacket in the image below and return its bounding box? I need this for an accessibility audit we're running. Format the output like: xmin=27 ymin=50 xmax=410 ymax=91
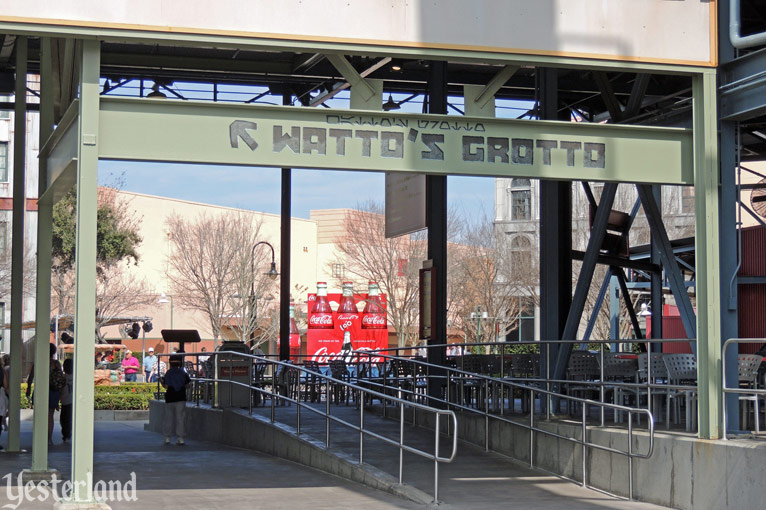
xmin=161 ymin=355 xmax=190 ymax=445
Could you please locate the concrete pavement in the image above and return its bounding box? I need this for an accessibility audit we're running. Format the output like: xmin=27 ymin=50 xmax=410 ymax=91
xmin=0 ymin=416 xmax=674 ymax=509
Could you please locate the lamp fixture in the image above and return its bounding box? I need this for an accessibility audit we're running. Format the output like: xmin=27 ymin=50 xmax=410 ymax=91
xmin=391 ymin=64 xmax=402 ymax=72
xmin=382 ymin=94 xmax=400 ymax=111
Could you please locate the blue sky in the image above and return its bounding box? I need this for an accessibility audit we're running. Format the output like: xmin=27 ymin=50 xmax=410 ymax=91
xmin=98 ymin=161 xmax=495 ymax=220
xmin=98 ymin=85 xmax=531 ymax=220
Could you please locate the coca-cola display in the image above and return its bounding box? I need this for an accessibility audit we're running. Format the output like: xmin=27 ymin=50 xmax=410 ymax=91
xmin=308 ymin=282 xmax=334 ymax=329
xmin=306 ymin=281 xmax=387 ymax=364
xmin=362 ymin=281 xmax=387 ymax=329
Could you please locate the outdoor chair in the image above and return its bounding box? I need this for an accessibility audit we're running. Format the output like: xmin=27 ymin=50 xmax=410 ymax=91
xmin=328 ymin=359 xmax=352 ymax=404
xmin=637 ymin=353 xmax=669 ymax=425
xmin=251 ymin=361 xmax=268 ymax=406
xmin=301 ymin=360 xmax=324 ymax=403
xmin=453 ymin=355 xmax=485 ymax=409
xmin=663 ymin=354 xmax=697 ymax=431
xmin=602 ymin=353 xmax=639 ymax=423
xmin=566 ymin=351 xmax=601 ymax=414
xmin=273 ymin=362 xmax=300 ymax=406
xmin=737 ymin=354 xmax=762 ymax=432
xmin=509 ymin=354 xmax=541 ymax=413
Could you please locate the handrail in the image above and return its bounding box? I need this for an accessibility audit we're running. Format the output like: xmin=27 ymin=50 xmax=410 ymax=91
xmin=722 ymin=338 xmax=766 ymax=439
xmin=360 ymin=351 xmax=654 ymax=500
xmin=156 ymin=351 xmax=457 ymax=502
xmin=367 ymin=337 xmax=694 ymax=430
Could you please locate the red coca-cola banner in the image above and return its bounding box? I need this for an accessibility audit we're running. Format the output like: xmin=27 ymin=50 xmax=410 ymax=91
xmin=307 ymin=291 xmax=388 ymax=363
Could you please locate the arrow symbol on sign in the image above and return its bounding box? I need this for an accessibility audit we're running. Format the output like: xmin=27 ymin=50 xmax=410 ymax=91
xmin=229 ymin=120 xmax=258 ymax=150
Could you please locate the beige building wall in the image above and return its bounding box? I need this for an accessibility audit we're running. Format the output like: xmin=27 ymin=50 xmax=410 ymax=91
xmin=102 ymin=191 xmax=318 ymax=344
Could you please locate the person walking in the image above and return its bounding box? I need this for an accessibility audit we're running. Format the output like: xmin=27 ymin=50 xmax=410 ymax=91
xmin=60 ymin=358 xmax=73 ymax=443
xmin=161 ymin=355 xmax=190 ymax=445
xmin=143 ymin=347 xmax=158 ymax=382
xmin=26 ymin=343 xmax=66 ymax=445
xmin=122 ymin=350 xmax=140 ymax=382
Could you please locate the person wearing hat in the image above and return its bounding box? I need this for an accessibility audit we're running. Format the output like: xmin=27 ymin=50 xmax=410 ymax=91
xmin=143 ymin=348 xmax=158 ymax=382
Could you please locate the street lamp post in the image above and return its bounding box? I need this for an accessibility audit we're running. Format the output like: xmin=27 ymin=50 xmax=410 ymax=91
xmin=158 ymin=292 xmax=174 ymax=350
xmin=250 ymin=241 xmax=279 ymax=348
xmin=469 ymin=306 xmax=492 ymax=354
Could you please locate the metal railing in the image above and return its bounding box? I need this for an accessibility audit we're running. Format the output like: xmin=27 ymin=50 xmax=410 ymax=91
xmin=370 ymin=338 xmax=695 ymax=429
xmin=351 ymin=350 xmax=654 ymax=500
xmin=155 ymin=351 xmax=457 ymax=503
xmin=722 ymin=338 xmax=766 ymax=438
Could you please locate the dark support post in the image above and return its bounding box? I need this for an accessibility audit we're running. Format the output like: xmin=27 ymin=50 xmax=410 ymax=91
xmin=426 ymin=61 xmax=447 ymax=398
xmin=538 ymin=67 xmax=570 ymax=382
xmin=553 ymin=183 xmax=618 ymax=379
xmin=636 ymin=185 xmax=697 ymax=344
xmin=280 ymin=91 xmax=292 ymax=361
xmin=615 ymin=268 xmax=644 ymax=340
xmin=650 ymin=185 xmax=663 ymax=351
xmin=719 ymin=0 xmax=739 ymax=434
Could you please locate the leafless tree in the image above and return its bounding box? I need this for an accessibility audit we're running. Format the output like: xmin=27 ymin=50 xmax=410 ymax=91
xmin=331 ymin=201 xmax=426 ymax=347
xmin=165 ymin=211 xmax=276 ymax=344
xmin=451 ymin=212 xmax=539 ymax=344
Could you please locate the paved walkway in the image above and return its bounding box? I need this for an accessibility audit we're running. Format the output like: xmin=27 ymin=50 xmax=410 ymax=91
xmin=0 ymin=415 xmax=672 ymax=509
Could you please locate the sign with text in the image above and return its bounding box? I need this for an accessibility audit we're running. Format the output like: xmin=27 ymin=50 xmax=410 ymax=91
xmin=99 ymin=98 xmax=694 ymax=185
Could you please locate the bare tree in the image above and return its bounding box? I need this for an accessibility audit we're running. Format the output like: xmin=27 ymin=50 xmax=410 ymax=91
xmin=331 ymin=201 xmax=426 ymax=347
xmin=165 ymin=211 xmax=276 ymax=344
xmin=451 ymin=212 xmax=539 ymax=344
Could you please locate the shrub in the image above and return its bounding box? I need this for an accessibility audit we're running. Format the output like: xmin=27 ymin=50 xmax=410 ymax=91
xmin=22 ymin=383 xmax=155 ymax=410
xmin=93 ymin=393 xmax=151 ymax=410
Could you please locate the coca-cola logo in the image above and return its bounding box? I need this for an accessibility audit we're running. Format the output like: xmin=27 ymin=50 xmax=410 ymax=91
xmin=308 ymin=314 xmax=333 ymax=328
xmin=362 ymin=314 xmax=386 ymax=328
xmin=310 ymin=347 xmax=383 ymax=364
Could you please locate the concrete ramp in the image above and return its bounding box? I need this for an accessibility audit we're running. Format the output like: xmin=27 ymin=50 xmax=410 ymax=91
xmin=148 ymin=401 xmax=669 ymax=509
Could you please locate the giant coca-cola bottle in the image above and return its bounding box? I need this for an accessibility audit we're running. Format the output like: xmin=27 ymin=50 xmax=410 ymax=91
xmin=362 ymin=281 xmax=386 ymax=329
xmin=337 ymin=281 xmax=359 ymax=334
xmin=289 ymin=303 xmax=300 ymax=361
xmin=308 ymin=282 xmax=334 ymax=329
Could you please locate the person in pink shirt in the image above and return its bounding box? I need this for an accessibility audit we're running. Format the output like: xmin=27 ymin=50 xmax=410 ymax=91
xmin=122 ymin=350 xmax=140 ymax=382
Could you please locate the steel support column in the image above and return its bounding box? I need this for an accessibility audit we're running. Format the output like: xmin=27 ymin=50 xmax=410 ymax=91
xmin=553 ymin=183 xmax=618 ymax=379
xmin=30 ymin=37 xmax=55 ymax=472
xmin=719 ymin=0 xmax=740 ymax=436
xmin=7 ymin=36 xmax=27 ymax=454
xmin=279 ymin=91 xmax=292 ymax=362
xmin=538 ymin=68 xmax=569 ymax=380
xmin=649 ymin=186 xmax=663 ymax=350
xmin=692 ymin=71 xmax=722 ymax=439
xmin=69 ymin=39 xmax=101 ymax=504
xmin=426 ymin=61 xmax=447 ymax=398
xmin=636 ymin=185 xmax=697 ymax=343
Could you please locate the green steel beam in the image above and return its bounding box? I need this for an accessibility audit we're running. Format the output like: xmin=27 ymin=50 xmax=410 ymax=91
xmin=30 ymin=36 xmax=55 ymax=472
xmin=7 ymin=35 xmax=26 ymax=454
xmin=693 ymin=70 xmax=722 ymax=440
xmin=0 ymin=21 xmax=712 ymax=76
xmin=68 ymin=38 xmax=100 ymax=504
xmin=98 ymin=97 xmax=694 ymax=185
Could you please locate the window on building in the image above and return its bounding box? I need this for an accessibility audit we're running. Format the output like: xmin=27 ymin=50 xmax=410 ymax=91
xmin=509 ymin=178 xmax=531 ymax=220
xmin=681 ymin=186 xmax=695 ymax=213
xmin=506 ymin=297 xmax=535 ymax=342
xmin=0 ymin=222 xmax=7 ymax=255
xmin=332 ymin=263 xmax=345 ymax=279
xmin=510 ymin=235 xmax=532 ymax=273
xmin=0 ymin=142 xmax=7 ymax=182
xmin=0 ymin=96 xmax=9 ymax=119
